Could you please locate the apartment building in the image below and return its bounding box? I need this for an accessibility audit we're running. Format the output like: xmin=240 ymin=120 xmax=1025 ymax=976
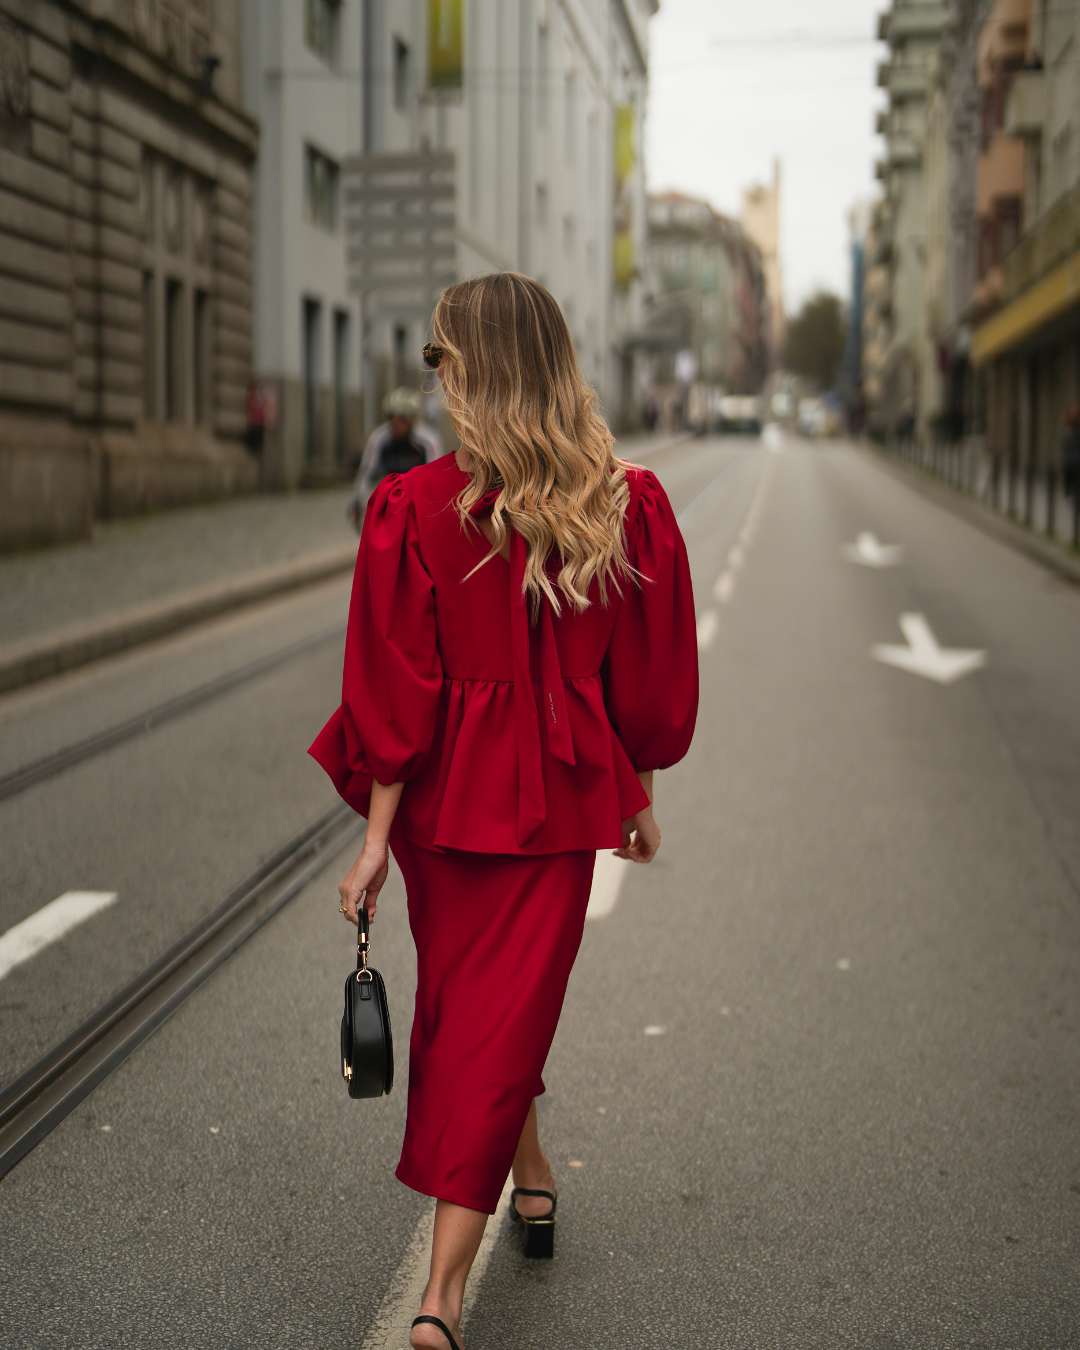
xmin=346 ymin=0 xmax=657 ymax=431
xmin=741 ymin=160 xmax=783 ymax=361
xmin=973 ymin=0 xmax=1080 ymax=472
xmin=640 ymin=191 xmax=768 ymax=420
xmin=0 ymin=0 xmax=258 ymax=551
xmin=240 ymin=0 xmax=363 ymax=488
xmin=872 ymin=1 xmax=952 ymax=434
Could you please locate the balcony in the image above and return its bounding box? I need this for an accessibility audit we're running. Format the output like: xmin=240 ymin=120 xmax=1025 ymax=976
xmin=879 ymin=4 xmax=951 ymax=42
xmin=1005 ymin=70 xmax=1044 ymax=138
xmin=1002 ymin=179 xmax=1080 ymax=301
xmin=876 ymin=109 xmax=890 ymax=134
xmin=887 ymin=131 xmax=922 ymax=166
xmin=887 ymin=64 xmax=930 ymax=99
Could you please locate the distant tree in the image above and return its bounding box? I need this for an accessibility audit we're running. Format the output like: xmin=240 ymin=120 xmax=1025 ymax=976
xmin=781 ymin=291 xmax=847 ymax=390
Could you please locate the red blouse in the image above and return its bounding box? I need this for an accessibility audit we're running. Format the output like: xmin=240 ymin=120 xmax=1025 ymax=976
xmin=309 ymin=454 xmax=698 ymax=854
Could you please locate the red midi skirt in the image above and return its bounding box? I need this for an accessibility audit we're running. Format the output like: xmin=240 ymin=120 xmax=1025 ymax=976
xmin=391 ymin=838 xmax=596 ymax=1214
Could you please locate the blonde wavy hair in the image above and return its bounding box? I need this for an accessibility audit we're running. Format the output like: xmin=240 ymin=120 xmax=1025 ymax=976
xmin=432 ymin=272 xmax=633 ymax=615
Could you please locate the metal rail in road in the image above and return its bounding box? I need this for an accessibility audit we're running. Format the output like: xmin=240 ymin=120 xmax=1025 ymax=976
xmin=0 ymin=802 xmax=363 ymax=1179
xmin=0 ymin=625 xmax=345 ymax=803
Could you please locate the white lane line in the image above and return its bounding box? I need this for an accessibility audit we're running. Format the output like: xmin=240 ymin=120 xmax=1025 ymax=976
xmin=360 ymin=1177 xmax=514 ymax=1349
xmin=698 ymin=452 xmax=775 ymax=637
xmin=712 ymin=571 xmax=735 ymax=604
xmin=587 ymin=848 xmax=632 ymax=921
xmin=0 ymin=891 xmax=118 ymax=982
xmin=461 ymin=1176 xmax=514 ymax=1322
xmin=696 ymin=609 xmax=720 ymax=651
xmin=360 ymin=1199 xmax=435 ymax=1350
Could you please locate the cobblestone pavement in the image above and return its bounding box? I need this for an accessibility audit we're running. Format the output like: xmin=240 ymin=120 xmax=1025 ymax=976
xmin=0 ymin=487 xmax=357 ymax=646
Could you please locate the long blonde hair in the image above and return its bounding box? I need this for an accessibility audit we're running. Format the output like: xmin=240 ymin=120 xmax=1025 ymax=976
xmin=432 ymin=272 xmax=632 ymax=615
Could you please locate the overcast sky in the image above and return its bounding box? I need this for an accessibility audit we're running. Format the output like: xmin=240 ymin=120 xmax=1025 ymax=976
xmin=646 ymin=0 xmax=886 ymax=316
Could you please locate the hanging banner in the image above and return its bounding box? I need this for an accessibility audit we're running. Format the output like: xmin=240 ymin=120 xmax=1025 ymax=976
xmin=614 ymin=105 xmax=635 ymax=186
xmin=613 ymin=105 xmax=636 ymax=290
xmin=428 ymin=0 xmax=463 ymax=91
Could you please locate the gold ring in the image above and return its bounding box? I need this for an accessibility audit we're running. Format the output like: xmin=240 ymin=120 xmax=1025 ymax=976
xmin=339 ymin=904 xmax=348 ymax=915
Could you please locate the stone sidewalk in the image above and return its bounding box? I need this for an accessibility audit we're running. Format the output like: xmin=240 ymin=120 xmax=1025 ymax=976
xmin=0 ymin=432 xmax=688 ymax=693
xmin=0 ymin=486 xmax=358 ymax=648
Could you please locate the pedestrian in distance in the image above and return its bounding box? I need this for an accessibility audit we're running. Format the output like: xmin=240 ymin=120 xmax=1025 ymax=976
xmin=346 ymin=386 xmax=443 ymax=532
xmin=310 ymin=272 xmax=698 ymax=1350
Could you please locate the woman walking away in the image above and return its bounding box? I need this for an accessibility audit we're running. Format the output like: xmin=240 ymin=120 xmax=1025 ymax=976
xmin=310 ymin=272 xmax=698 ymax=1350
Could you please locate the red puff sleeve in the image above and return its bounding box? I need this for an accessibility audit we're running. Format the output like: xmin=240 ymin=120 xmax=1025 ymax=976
xmin=308 ymin=475 xmax=443 ymax=816
xmin=602 ymin=470 xmax=699 ymax=772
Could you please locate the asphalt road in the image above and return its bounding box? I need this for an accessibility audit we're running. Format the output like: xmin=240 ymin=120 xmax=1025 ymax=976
xmin=0 ymin=434 xmax=1077 ymax=1348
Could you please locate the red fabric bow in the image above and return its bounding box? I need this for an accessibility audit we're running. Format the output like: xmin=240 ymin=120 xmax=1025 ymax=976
xmin=469 ymin=487 xmax=575 ymax=842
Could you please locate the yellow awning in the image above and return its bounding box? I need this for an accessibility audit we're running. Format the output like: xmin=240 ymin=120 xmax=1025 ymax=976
xmin=971 ymin=247 xmax=1080 ymax=366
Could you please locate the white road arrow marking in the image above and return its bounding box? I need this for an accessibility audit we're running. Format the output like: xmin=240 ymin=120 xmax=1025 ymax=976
xmin=872 ymin=613 xmax=986 ymax=685
xmin=843 ymin=531 xmax=904 ymax=568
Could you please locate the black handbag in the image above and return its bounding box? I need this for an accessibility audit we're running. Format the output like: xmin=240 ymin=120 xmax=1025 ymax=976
xmin=341 ymin=907 xmax=394 ymax=1098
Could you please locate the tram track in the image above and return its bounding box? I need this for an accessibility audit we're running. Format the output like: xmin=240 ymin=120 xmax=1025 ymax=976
xmin=0 ymin=624 xmax=345 ymax=804
xmin=0 ymin=801 xmax=363 ymax=1180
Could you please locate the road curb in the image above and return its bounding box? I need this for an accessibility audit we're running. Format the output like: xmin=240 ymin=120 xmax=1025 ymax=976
xmin=0 ymin=543 xmax=358 ymax=696
xmin=855 ymin=443 xmax=1080 ymax=588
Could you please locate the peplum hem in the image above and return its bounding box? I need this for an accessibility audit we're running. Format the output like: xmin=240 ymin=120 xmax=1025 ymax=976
xmin=309 ymin=672 xmax=650 ymax=855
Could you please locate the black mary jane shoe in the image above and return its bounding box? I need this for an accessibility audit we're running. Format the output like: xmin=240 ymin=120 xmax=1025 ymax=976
xmin=411 ymin=1314 xmax=462 ymax=1350
xmin=509 ymin=1186 xmax=558 ymax=1259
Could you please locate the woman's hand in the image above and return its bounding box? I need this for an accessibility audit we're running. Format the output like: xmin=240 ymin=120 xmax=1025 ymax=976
xmin=614 ymin=804 xmax=661 ymax=864
xmin=338 ymin=841 xmax=390 ymax=926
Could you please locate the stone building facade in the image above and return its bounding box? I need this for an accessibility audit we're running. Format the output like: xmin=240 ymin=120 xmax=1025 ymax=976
xmin=0 ymin=0 xmax=257 ymax=552
xmin=240 ymin=0 xmax=363 ymax=489
xmin=346 ymin=0 xmax=657 ymax=432
xmin=973 ymin=0 xmax=1080 ymax=476
xmin=740 ymin=159 xmax=783 ymax=362
xmin=639 ymin=191 xmax=768 ymax=418
xmin=871 ymin=1 xmax=952 ymax=436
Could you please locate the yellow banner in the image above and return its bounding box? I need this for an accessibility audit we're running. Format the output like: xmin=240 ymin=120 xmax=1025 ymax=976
xmin=429 ymin=0 xmax=463 ymax=91
xmin=613 ymin=106 xmax=636 ymax=288
xmin=971 ymin=247 xmax=1080 ymax=365
xmin=614 ymin=105 xmax=635 ymax=184
xmin=614 ymin=232 xmax=635 ymax=290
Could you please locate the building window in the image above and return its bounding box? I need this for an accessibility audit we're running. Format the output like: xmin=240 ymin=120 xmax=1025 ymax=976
xmin=393 ymin=37 xmax=410 ymax=111
xmin=304 ymin=145 xmax=340 ymax=231
xmin=393 ymin=324 xmax=408 ymax=379
xmin=333 ymin=309 xmax=350 ymax=462
xmin=142 ymin=272 xmax=156 ymax=418
xmin=995 ymin=197 xmax=1021 ymax=262
xmin=564 ymin=71 xmax=577 ymax=164
xmin=305 ymin=0 xmax=340 ymax=67
xmin=303 ymin=298 xmax=322 ymax=462
xmin=165 ymin=279 xmax=184 ymax=422
xmin=193 ymin=289 xmax=209 ymax=425
xmin=537 ymin=24 xmax=549 ymax=127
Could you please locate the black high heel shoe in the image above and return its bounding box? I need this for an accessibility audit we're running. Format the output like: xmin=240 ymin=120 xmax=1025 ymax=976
xmin=510 ymin=1187 xmax=557 ymax=1258
xmin=411 ymin=1314 xmax=462 ymax=1350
